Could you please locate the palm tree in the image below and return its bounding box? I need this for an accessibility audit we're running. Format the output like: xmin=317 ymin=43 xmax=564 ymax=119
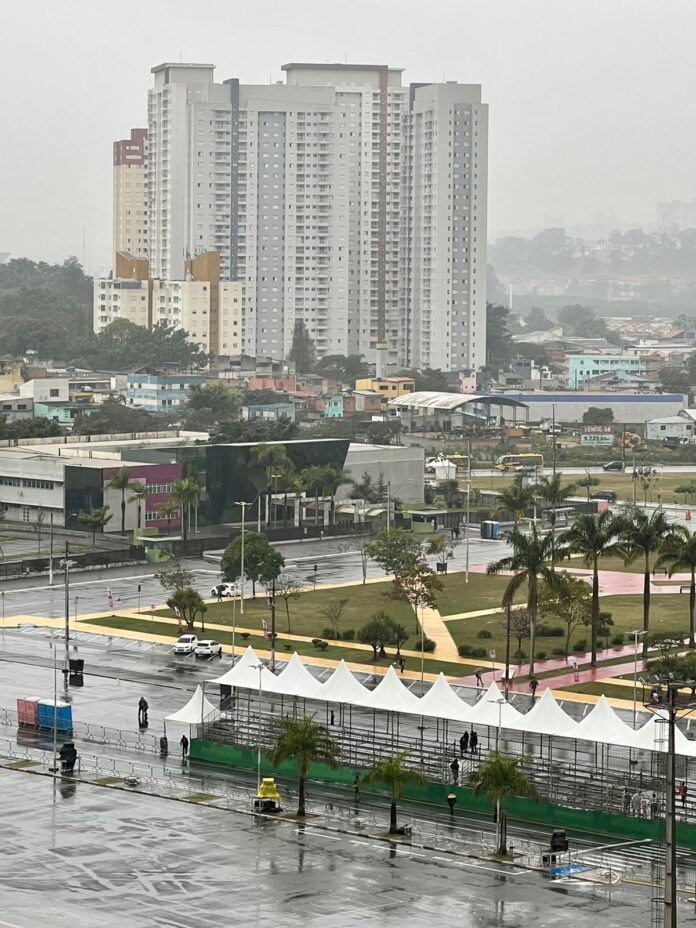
xmin=302 ymin=465 xmax=329 ymax=527
xmin=361 ymin=752 xmax=427 ymax=834
xmin=656 ymin=525 xmax=696 ymax=649
xmin=618 ymin=507 xmax=674 ymax=654
xmin=77 ymin=505 xmax=113 ymax=546
xmin=558 ymin=511 xmax=623 ymax=665
xmin=107 ymin=465 xmax=133 ymax=534
xmin=494 ymin=479 xmax=534 ymax=526
xmin=319 ymin=464 xmax=353 ymax=525
xmin=534 ymin=473 xmax=577 ymax=563
xmin=128 ymin=481 xmax=147 ymax=531
xmin=468 ymin=752 xmax=539 ymax=855
xmin=487 ymin=524 xmax=562 ymax=674
xmin=249 ymin=443 xmax=293 ymax=527
xmin=268 ymin=717 xmax=340 ymax=817
xmin=157 ymin=497 xmax=179 ymax=535
xmin=171 ymin=477 xmax=202 ymax=543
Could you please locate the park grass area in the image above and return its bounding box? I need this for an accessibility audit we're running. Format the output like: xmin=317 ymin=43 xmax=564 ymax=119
xmin=157 ymin=581 xmax=417 ymax=642
xmin=446 ymin=593 xmax=695 ymax=663
xmin=563 ymin=681 xmax=635 ymax=702
xmin=470 ymin=471 xmax=696 ymax=507
xmin=435 ymin=571 xmax=524 ymax=616
xmin=82 ymin=615 xmax=477 ymax=678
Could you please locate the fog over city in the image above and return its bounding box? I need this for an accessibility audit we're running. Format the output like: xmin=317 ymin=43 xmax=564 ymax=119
xmin=2 ymin=0 xmax=695 ymax=268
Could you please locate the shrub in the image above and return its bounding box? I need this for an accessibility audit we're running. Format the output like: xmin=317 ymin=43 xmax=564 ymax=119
xmin=341 ymin=629 xmax=355 ymax=641
xmin=538 ymin=625 xmax=564 ymax=638
xmin=573 ymin=639 xmax=588 ymax=653
xmin=311 ymin=638 xmax=322 ymax=648
xmin=513 ymin=648 xmax=527 ymax=659
xmin=610 ymin=633 xmax=625 ymax=646
xmin=551 ymin=646 xmax=566 ymax=656
xmin=536 ymin=650 xmax=547 ymax=661
xmin=318 ymin=640 xmax=329 ymax=651
xmin=240 ymin=632 xmax=250 ymax=641
xmin=477 ymin=630 xmax=493 ymax=639
xmin=322 ymin=627 xmax=337 ymax=640
xmin=423 ymin=637 xmax=436 ymax=653
xmin=283 ymin=643 xmax=292 ymax=651
xmin=458 ymin=644 xmax=474 ymax=657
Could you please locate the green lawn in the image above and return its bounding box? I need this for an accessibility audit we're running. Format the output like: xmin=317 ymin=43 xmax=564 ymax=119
xmin=84 ymin=615 xmax=477 ymax=678
xmin=563 ymin=682 xmax=635 ymax=701
xmin=435 ymin=571 xmax=524 ymax=616
xmin=157 ymin=582 xmax=417 ymax=642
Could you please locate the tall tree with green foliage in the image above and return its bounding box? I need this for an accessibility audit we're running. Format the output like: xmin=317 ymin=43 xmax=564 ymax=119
xmin=494 ymin=480 xmax=535 ymax=526
xmin=534 ymin=473 xmax=577 ymax=563
xmin=617 ymin=507 xmax=675 ymax=655
xmin=166 ymin=587 xmax=207 ymax=632
xmin=558 ymin=511 xmax=622 ymax=664
xmin=487 ymin=525 xmax=563 ymax=674
xmin=288 ymin=320 xmax=316 ymax=373
xmin=656 ymin=525 xmax=696 ymax=649
xmin=269 ymin=717 xmax=340 ymax=817
xmin=171 ymin=477 xmax=202 ymax=543
xmin=77 ymin=505 xmax=112 ymax=546
xmin=538 ymin=572 xmax=592 ymax=655
xmin=469 ymin=753 xmax=539 ymax=855
xmin=128 ymin=481 xmax=147 ymax=531
xmin=221 ymin=531 xmax=284 ymax=597
xmin=313 ymin=354 xmax=370 ymax=382
xmin=362 ymin=753 xmax=427 ymax=834
xmin=73 ymin=319 xmax=208 ymax=370
xmin=72 ymin=397 xmax=156 ymax=436
xmin=485 ymin=302 xmax=514 ymax=366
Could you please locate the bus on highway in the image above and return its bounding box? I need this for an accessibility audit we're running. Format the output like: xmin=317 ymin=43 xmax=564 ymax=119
xmin=495 ymin=452 xmax=544 ymax=473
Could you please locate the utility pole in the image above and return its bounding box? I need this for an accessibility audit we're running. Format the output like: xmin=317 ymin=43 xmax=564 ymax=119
xmin=234 ymin=501 xmax=247 ymax=615
xmin=465 ymin=439 xmax=471 ymax=584
xmin=664 ymin=685 xmax=677 ymax=928
xmin=48 ymin=511 xmax=54 ymax=586
xmin=270 ymin=576 xmax=277 ymax=672
xmin=386 ymin=481 xmax=391 ymax=532
xmin=60 ymin=543 xmax=77 ymax=686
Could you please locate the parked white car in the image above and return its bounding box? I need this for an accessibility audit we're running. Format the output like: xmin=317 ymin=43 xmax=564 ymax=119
xmin=195 ymin=640 xmax=223 ymax=659
xmin=174 ymin=634 xmax=198 ymax=655
xmin=210 ymin=582 xmax=237 ymax=598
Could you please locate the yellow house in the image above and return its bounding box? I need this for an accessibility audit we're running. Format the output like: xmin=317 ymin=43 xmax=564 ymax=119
xmin=0 ymin=360 xmax=24 ymax=393
xmin=354 ymin=376 xmax=415 ymax=403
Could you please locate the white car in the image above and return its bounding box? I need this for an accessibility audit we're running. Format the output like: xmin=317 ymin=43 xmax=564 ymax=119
xmin=174 ymin=634 xmax=198 ymax=655
xmin=195 ymin=639 xmax=223 ymax=659
xmin=210 ymin=582 xmax=237 ymax=599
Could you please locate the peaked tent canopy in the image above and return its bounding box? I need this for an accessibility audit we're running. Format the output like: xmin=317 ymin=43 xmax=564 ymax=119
xmin=632 ymin=711 xmax=696 ymax=756
xmin=318 ymin=660 xmax=371 ymax=706
xmin=272 ymin=652 xmax=323 ymax=699
xmin=210 ymin=645 xmax=278 ymax=692
xmin=364 ymin=665 xmax=423 ymax=713
xmin=508 ymin=688 xmax=577 ymax=737
xmin=418 ymin=672 xmax=471 ymax=723
xmin=166 ymin=685 xmax=217 ymax=725
xmin=466 ymin=681 xmax=522 ymax=727
xmin=570 ymin=695 xmax=635 ymax=748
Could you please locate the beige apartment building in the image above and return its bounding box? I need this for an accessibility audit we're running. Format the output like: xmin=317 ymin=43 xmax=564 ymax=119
xmin=113 ymin=128 xmax=148 ymax=265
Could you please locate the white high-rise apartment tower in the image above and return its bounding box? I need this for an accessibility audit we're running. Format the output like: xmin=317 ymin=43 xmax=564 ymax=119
xmin=137 ymin=61 xmax=488 ymax=372
xmin=147 ymin=64 xmax=233 ymax=280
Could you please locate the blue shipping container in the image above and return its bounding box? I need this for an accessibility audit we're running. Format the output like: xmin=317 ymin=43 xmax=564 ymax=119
xmin=37 ymin=700 xmax=72 ymax=732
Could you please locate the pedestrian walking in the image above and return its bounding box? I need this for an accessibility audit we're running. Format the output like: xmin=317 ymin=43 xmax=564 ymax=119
xmin=138 ymin=696 xmax=149 ymax=728
xmin=446 ymin=792 xmax=457 ymax=815
xmin=354 ymin=774 xmax=361 ymax=802
xmin=330 ymin=710 xmax=335 ymax=726
xmin=529 ymin=677 xmax=538 ymax=700
xmin=469 ymin=728 xmax=478 ymax=754
xmin=475 ymin=668 xmax=484 ymax=688
xmin=631 ymin=791 xmax=641 ymax=817
xmin=180 ymin=734 xmax=189 ymax=759
xmin=450 ymin=757 xmax=460 ymax=784
xmin=217 ymin=587 xmax=223 ymax=603
xmin=399 ymin=657 xmax=406 ymax=674
xmin=641 ymin=796 xmax=649 ymax=819
xmin=650 ymin=792 xmax=659 ymax=819
xmin=622 ymin=787 xmax=631 ymax=815
xmin=459 ymin=731 xmax=469 ymax=757
xmin=679 ymin=781 xmax=688 ymax=809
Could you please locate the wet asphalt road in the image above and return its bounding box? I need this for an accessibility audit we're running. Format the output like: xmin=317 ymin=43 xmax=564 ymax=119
xmin=0 ymin=767 xmax=660 ymax=928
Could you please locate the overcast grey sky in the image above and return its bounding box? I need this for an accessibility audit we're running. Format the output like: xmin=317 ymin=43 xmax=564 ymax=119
xmin=1 ymin=0 xmax=694 ymax=269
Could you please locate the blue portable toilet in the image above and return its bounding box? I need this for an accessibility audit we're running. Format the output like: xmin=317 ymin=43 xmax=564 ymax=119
xmin=37 ymin=699 xmax=73 ymax=732
xmin=480 ymin=521 xmax=491 ymax=539
xmin=490 ymin=521 xmax=501 ymax=540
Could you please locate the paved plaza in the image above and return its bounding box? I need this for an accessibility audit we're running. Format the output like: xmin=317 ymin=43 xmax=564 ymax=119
xmin=0 ymin=768 xmax=657 ymax=928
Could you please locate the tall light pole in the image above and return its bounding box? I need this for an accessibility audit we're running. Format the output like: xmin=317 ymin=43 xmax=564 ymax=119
xmin=386 ymin=481 xmax=391 ymax=532
xmin=465 ymin=439 xmax=471 ymax=584
xmin=48 ymin=511 xmax=54 ymax=586
xmin=551 ymin=403 xmax=557 ymax=476
xmin=631 ymin=628 xmax=646 ymax=727
xmin=59 ymin=544 xmax=77 ymax=684
xmin=270 ymin=473 xmax=281 ymax=529
xmin=234 ymin=501 xmax=247 ymax=615
xmin=253 ymin=662 xmax=264 ymax=790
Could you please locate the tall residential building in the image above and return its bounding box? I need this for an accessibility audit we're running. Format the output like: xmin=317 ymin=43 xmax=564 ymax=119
xmin=117 ymin=61 xmax=488 ymax=372
xmin=113 ymin=128 xmax=148 ymax=264
xmin=657 ymin=200 xmax=696 ymax=232
xmin=147 ymin=64 xmax=233 ymax=280
xmin=407 ymin=82 xmax=488 ymax=371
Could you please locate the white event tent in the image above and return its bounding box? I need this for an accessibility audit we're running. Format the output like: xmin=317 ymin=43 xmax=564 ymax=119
xmin=418 ymin=672 xmax=471 ymax=723
xmin=165 ymin=684 xmax=217 ymax=738
xmin=508 ymin=687 xmax=578 ymax=738
xmin=570 ymin=695 xmax=637 ymax=749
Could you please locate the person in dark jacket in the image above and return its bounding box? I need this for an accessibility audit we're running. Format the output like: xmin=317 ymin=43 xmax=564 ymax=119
xmin=180 ymin=734 xmax=189 ymax=759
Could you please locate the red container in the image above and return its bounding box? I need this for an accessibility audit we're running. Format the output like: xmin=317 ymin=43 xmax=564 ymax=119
xmin=17 ymin=697 xmax=40 ymax=726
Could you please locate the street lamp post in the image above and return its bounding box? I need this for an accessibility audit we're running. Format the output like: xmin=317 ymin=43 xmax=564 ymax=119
xmin=270 ymin=473 xmax=281 ymax=529
xmin=632 ymin=628 xmax=647 ymax=727
xmin=59 ymin=544 xmax=77 ymax=684
xmin=551 ymin=404 xmax=557 ymax=476
xmin=253 ymin=662 xmax=264 ymax=790
xmin=234 ymin=501 xmax=247 ymax=615
xmin=269 ymin=577 xmax=277 ymax=672
xmin=465 ymin=439 xmax=471 ymax=584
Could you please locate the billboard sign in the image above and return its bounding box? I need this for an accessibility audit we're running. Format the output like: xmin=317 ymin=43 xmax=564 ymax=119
xmin=581 ymin=425 xmax=614 ymax=447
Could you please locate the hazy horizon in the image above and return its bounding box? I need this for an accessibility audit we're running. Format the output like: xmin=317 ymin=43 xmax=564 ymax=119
xmin=2 ymin=0 xmax=695 ymax=270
